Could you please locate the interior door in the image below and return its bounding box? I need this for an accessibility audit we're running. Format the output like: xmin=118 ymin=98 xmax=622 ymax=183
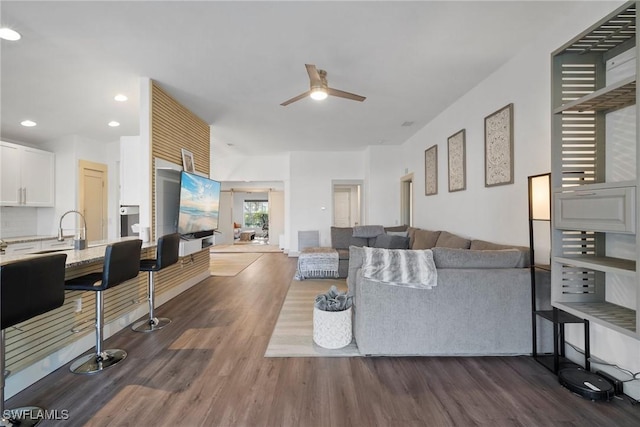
xmin=333 ymin=188 xmax=351 ymax=227
xmin=217 ymin=191 xmax=234 ymax=245
xmin=79 ymin=160 xmax=108 ymax=242
xmin=268 ymin=190 xmax=285 ymax=247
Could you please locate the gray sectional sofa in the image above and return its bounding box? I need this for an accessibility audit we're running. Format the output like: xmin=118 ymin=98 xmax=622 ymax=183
xmin=331 ymin=225 xmax=550 ymax=356
xmin=331 ymin=225 xmax=410 ymax=277
xmin=331 ymin=225 xmax=530 ymax=278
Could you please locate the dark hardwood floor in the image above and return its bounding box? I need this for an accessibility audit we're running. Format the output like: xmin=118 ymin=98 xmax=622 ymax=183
xmin=8 ymin=253 xmax=640 ymax=426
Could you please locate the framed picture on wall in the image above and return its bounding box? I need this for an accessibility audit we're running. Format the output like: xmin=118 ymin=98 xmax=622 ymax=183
xmin=425 ymin=144 xmax=438 ymax=196
xmin=485 ymin=103 xmax=514 ymax=187
xmin=181 ymin=148 xmax=195 ymax=173
xmin=447 ymin=129 xmax=466 ymax=192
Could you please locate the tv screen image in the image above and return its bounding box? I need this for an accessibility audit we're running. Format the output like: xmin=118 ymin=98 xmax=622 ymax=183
xmin=177 ymin=172 xmax=221 ymax=237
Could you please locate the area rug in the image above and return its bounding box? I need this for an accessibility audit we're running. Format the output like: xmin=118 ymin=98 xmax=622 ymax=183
xmin=210 ymin=253 xmax=263 ymax=276
xmin=264 ymin=277 xmax=360 ymax=357
xmin=210 ymin=243 xmax=282 ymax=253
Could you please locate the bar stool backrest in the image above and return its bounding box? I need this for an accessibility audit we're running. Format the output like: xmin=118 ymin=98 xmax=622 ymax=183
xmin=156 ymin=233 xmax=180 ymax=270
xmin=101 ymin=240 xmax=142 ymax=290
xmin=1 ymin=254 xmax=67 ymax=330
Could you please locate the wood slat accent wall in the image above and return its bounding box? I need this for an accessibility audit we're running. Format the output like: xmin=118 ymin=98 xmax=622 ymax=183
xmin=150 ymin=81 xmax=210 ymax=241
xmin=149 ymin=80 xmax=210 ymax=311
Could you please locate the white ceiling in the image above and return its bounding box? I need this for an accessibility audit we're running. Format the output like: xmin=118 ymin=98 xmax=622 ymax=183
xmin=1 ymin=1 xmax=587 ymax=155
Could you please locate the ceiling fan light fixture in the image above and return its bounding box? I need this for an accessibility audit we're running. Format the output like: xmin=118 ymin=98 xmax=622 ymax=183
xmin=310 ymin=87 xmax=328 ymax=101
xmin=0 ymin=27 xmax=21 ymax=41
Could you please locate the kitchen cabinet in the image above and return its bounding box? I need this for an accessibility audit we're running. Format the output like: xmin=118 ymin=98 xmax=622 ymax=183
xmin=120 ymin=136 xmax=141 ymax=205
xmin=0 ymin=141 xmax=55 ymax=207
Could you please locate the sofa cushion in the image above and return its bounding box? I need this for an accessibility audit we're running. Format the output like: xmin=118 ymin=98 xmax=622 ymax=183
xmin=384 ymin=225 xmax=409 ymax=233
xmin=470 ymin=239 xmax=530 ymax=267
xmin=373 ymin=234 xmax=410 ymax=249
xmin=432 ymin=247 xmax=523 ymax=269
xmin=435 ymin=231 xmax=471 ymax=249
xmin=353 ymin=225 xmax=385 ymax=238
xmin=330 ymin=226 xmax=372 ymax=248
xmin=407 ymin=226 xmax=420 ymax=248
xmin=386 ymin=231 xmax=409 ymax=237
xmin=412 ymin=229 xmax=441 ymax=249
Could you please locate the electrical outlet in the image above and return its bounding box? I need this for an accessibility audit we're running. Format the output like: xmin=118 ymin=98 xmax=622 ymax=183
xmin=74 ymin=298 xmax=82 ymax=313
xmin=596 ymin=371 xmax=624 ymax=396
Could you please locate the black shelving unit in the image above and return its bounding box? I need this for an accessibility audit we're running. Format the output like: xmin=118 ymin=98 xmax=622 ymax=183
xmin=529 ymin=173 xmax=590 ymax=374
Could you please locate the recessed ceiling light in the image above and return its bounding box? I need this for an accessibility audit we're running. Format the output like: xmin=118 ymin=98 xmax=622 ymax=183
xmin=0 ymin=28 xmax=21 ymax=41
xmin=108 ymin=121 xmax=120 ymax=127
xmin=114 ymin=94 xmax=128 ymax=102
xmin=20 ymin=120 xmax=36 ymax=127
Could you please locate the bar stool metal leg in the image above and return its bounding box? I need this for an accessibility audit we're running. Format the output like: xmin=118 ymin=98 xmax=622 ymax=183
xmin=69 ymin=292 xmax=126 ymax=374
xmin=1 ymin=331 xmax=44 ymax=426
xmin=131 ymin=271 xmax=171 ymax=332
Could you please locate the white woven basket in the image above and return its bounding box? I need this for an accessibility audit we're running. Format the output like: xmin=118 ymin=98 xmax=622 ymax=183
xmin=313 ymin=306 xmax=352 ymax=349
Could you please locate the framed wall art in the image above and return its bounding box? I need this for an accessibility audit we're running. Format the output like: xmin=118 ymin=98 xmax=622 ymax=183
xmin=425 ymin=144 xmax=438 ymax=196
xmin=447 ymin=129 xmax=466 ymax=192
xmin=181 ymin=148 xmax=195 ymax=173
xmin=484 ymin=103 xmax=514 ymax=187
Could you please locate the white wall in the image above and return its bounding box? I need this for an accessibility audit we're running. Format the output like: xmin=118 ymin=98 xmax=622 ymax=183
xmin=289 ymin=151 xmax=364 ymax=251
xmin=39 ymin=134 xmax=118 ymax=238
xmin=398 ymin=1 xmax=638 ymax=398
xmin=364 ymin=145 xmax=404 ymax=226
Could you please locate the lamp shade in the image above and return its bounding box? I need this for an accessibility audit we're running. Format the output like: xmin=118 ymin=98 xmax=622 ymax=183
xmin=530 ymin=174 xmax=550 ymax=221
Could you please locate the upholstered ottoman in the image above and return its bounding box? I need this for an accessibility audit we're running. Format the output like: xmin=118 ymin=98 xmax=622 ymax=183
xmin=295 ymin=247 xmax=339 ymax=280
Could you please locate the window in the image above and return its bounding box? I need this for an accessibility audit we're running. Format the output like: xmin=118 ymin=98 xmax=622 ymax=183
xmin=244 ymin=200 xmax=268 ymax=228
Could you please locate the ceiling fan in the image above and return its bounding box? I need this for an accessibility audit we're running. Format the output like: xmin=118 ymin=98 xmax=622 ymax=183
xmin=280 ymin=64 xmax=366 ymax=106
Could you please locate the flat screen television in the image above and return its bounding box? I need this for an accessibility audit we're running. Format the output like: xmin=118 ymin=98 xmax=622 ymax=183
xmin=177 ymin=171 xmax=221 ymax=239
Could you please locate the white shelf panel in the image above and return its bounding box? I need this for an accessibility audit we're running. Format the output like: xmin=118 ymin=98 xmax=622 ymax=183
xmin=554 ymin=76 xmax=635 ymax=114
xmin=554 ymin=255 xmax=636 ymax=277
xmin=554 ymin=301 xmax=637 ymax=338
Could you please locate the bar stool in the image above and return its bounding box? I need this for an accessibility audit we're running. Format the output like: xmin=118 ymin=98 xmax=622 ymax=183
xmin=1 ymin=253 xmax=67 ymax=427
xmin=132 ymin=233 xmax=180 ymax=332
xmin=65 ymin=239 xmax=142 ymax=374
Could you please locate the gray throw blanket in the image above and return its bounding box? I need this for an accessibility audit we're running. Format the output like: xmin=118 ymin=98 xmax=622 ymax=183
xmin=361 ymin=247 xmax=437 ymax=289
xmin=353 ymin=225 xmax=385 ymax=238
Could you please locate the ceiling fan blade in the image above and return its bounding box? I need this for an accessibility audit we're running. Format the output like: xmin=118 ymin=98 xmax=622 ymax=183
xmin=280 ymin=91 xmax=310 ymax=106
xmin=327 ymin=87 xmax=366 ymax=102
xmin=305 ymin=64 xmax=322 ymax=87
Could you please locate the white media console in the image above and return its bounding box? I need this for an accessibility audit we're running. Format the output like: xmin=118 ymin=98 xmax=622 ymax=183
xmin=178 ymin=235 xmax=214 ymax=257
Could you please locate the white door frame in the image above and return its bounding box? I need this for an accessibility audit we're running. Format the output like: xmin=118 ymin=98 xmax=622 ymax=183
xmin=400 ymin=173 xmax=414 ymax=227
xmin=332 ymin=180 xmax=364 ymax=226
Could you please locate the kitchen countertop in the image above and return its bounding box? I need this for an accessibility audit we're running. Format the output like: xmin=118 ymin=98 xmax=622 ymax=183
xmin=0 ymin=237 xmax=156 ymax=267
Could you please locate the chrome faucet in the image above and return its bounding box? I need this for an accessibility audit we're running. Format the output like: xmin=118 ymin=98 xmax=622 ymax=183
xmin=58 ymin=210 xmax=87 ymax=249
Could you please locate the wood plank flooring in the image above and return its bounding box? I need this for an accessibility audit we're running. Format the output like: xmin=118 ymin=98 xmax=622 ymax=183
xmin=8 ymin=253 xmax=640 ymax=426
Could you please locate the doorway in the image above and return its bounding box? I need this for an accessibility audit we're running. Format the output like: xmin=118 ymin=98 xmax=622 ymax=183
xmin=332 ymin=182 xmax=362 ymax=227
xmin=400 ymin=173 xmax=413 ymax=227
xmin=79 ymin=160 xmax=108 ymax=242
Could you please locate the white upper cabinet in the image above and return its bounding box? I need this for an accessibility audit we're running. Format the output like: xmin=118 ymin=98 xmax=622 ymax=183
xmin=120 ymin=136 xmax=141 ymax=206
xmin=0 ymin=141 xmax=55 ymax=207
